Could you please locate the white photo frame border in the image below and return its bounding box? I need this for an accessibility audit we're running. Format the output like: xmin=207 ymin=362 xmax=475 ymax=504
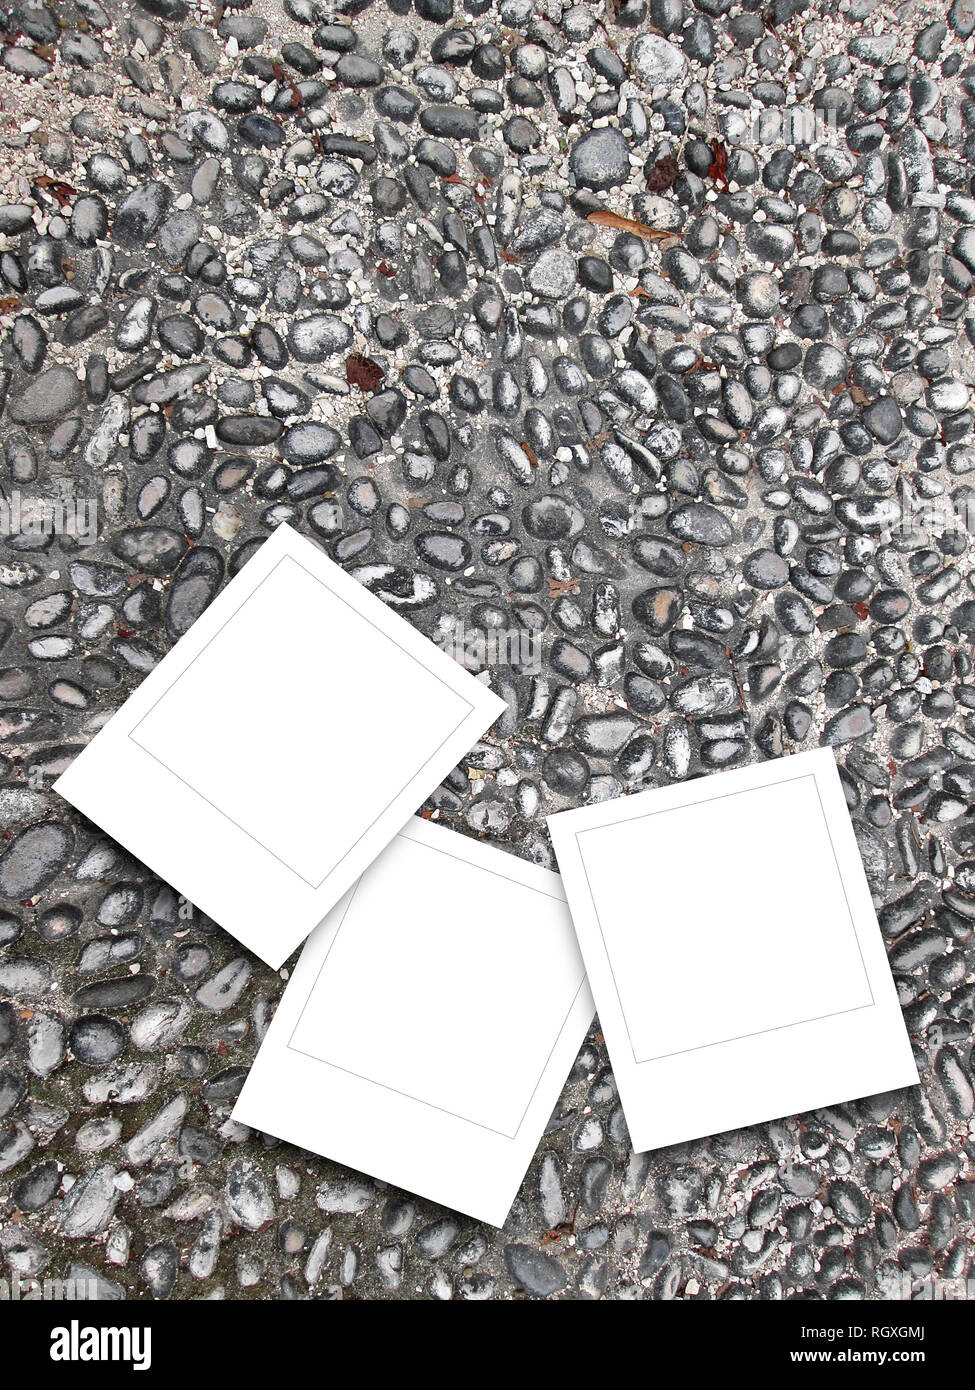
xmin=54 ymin=523 xmax=506 ymax=969
xmin=548 ymin=747 xmax=919 ymax=1154
xmin=233 ymin=816 xmax=595 ymax=1227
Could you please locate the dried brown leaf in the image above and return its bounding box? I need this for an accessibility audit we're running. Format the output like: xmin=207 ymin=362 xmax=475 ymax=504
xmin=587 ymin=210 xmax=675 ymax=241
xmin=547 ymin=577 xmax=580 ymax=598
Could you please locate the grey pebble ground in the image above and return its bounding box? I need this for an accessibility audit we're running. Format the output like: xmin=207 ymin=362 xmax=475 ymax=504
xmin=1 ymin=0 xmax=974 ymax=1302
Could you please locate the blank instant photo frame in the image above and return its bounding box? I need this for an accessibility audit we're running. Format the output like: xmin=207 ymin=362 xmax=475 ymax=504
xmin=233 ymin=816 xmax=595 ymax=1226
xmin=55 ymin=523 xmax=506 ymax=968
xmin=548 ymin=748 xmax=919 ymax=1154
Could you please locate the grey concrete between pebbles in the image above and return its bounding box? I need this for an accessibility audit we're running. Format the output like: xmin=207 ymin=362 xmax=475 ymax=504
xmin=0 ymin=0 xmax=974 ymax=1302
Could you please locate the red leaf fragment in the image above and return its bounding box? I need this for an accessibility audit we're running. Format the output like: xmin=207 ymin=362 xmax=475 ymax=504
xmin=34 ymin=176 xmax=77 ymax=207
xmin=708 ymin=140 xmax=729 ymax=191
xmin=646 ymin=155 xmax=679 ymax=193
xmin=345 ymin=353 xmax=385 ymax=393
xmin=440 ymin=171 xmax=485 ymax=204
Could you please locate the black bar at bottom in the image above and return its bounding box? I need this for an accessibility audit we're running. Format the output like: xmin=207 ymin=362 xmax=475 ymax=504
xmin=2 ymin=1292 xmax=965 ymax=1376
